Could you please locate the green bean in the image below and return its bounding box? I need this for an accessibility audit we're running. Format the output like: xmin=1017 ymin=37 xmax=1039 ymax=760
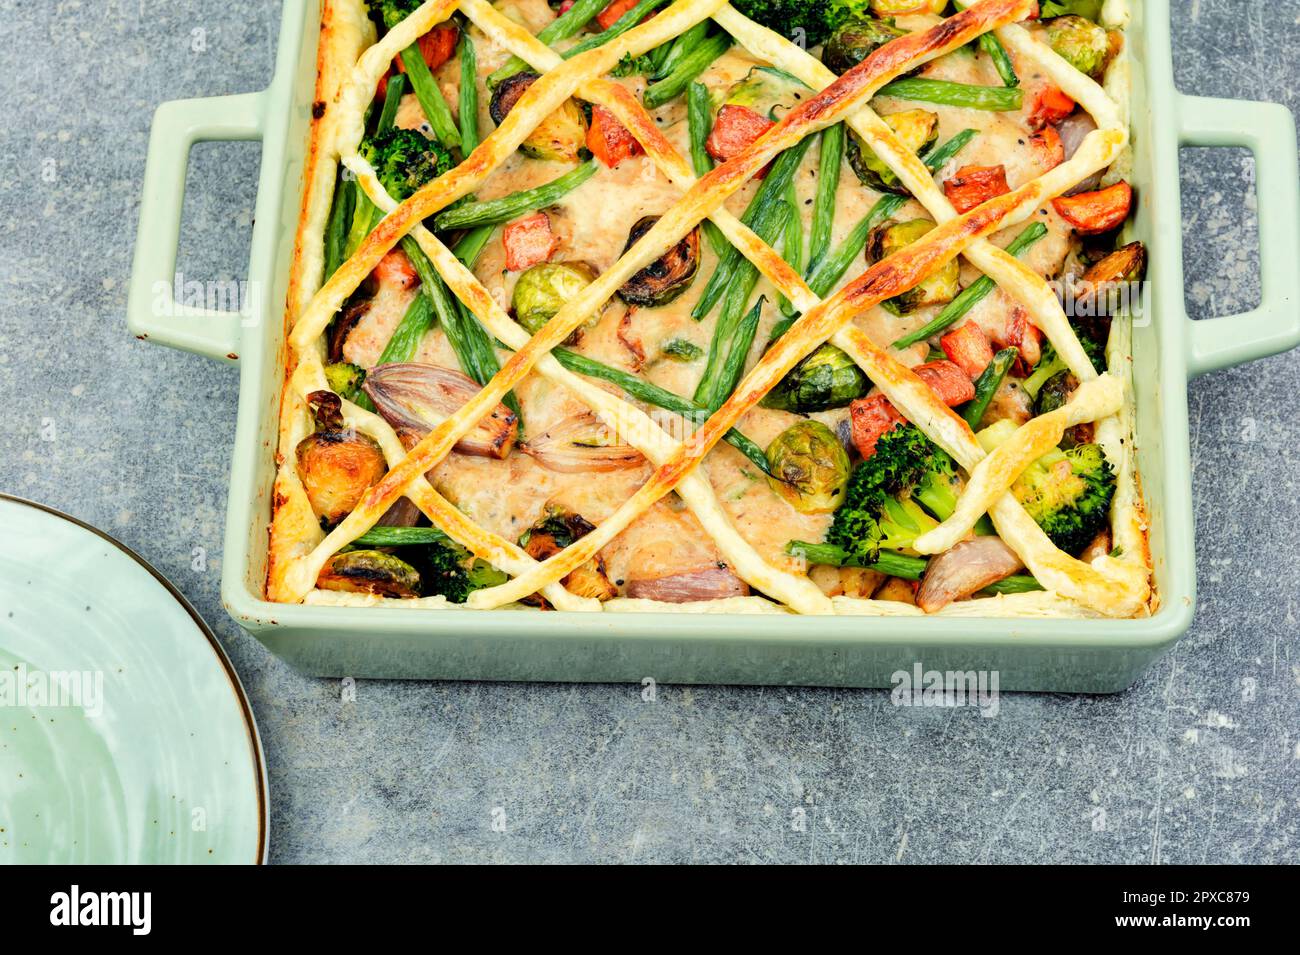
xmin=488 ymin=0 xmax=607 ymax=87
xmin=377 ymin=72 xmax=407 ymax=130
xmin=717 ymin=296 xmax=765 ymax=409
xmin=785 ymin=542 xmax=928 ymax=580
xmin=980 ymin=575 xmax=1044 ymax=596
xmin=399 ymin=43 xmax=460 ymax=149
xmin=878 ymin=77 xmax=1023 ymax=111
xmin=653 ymin=21 xmax=709 ymax=79
xmin=800 ymin=194 xmax=906 ymax=303
xmin=452 ymin=224 xmax=495 ymax=269
xmin=692 ymin=138 xmax=814 ymax=320
xmin=777 ymin=179 xmax=804 ymax=318
xmin=687 ymin=82 xmax=729 ymax=260
xmin=807 ymin=124 xmax=844 ymax=273
xmin=919 ymin=128 xmax=978 ymax=170
xmin=643 ymin=32 xmax=731 ymax=109
xmin=953 ymin=1 xmax=1019 ymax=87
xmin=891 ymin=222 xmax=1048 ymax=349
xmin=355 ymin=526 xmax=452 ymax=547
xmin=695 ymin=204 xmax=792 ymax=410
xmin=962 ymin=347 xmax=1017 ymax=428
xmin=377 ymin=293 xmax=435 ymax=366
xmin=343 ymin=189 xmax=379 ymax=261
xmin=550 ymin=347 xmax=771 ymax=474
xmin=323 ymin=170 xmax=356 ymax=280
xmin=458 ymin=33 xmax=479 ymax=155
xmin=433 ymin=158 xmax=598 ymax=230
xmin=563 ymin=0 xmax=668 ymax=60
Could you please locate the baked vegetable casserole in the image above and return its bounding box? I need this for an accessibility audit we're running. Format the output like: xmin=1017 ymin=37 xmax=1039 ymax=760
xmin=269 ymin=0 xmax=1154 ymax=618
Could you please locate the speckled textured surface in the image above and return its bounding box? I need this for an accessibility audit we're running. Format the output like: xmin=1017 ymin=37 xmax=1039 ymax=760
xmin=1 ymin=1 xmax=1297 ymax=863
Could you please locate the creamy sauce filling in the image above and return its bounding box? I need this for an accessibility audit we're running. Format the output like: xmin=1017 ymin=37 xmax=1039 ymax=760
xmin=340 ymin=5 xmax=1088 ymax=597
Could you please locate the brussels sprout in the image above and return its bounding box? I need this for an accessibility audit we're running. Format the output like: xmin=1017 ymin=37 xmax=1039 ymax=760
xmin=760 ymin=344 xmax=869 ymax=413
xmin=846 ymin=109 xmax=939 ymax=194
xmin=519 ymin=509 xmax=617 ymax=603
xmin=317 ymin=550 xmax=422 ymax=599
xmin=865 ymin=219 xmax=961 ymax=315
xmin=821 ymin=17 xmax=907 ymax=76
xmin=723 ymin=66 xmax=805 ymax=118
xmin=618 ymin=215 xmax=702 ymax=307
xmin=766 ymin=420 xmax=852 ymax=515
xmin=295 ymin=391 xmax=387 ymax=526
xmin=512 ymin=262 xmax=598 ymax=334
xmin=489 ymin=71 xmax=588 ymax=162
xmin=869 ymin=0 xmax=949 ymax=14
xmin=1046 ymin=15 xmax=1110 ymax=78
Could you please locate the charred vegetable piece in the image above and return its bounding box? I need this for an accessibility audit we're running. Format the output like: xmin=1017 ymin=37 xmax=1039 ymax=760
xmin=512 ymin=261 xmax=598 ymax=334
xmin=943 ymin=164 xmax=1010 ymax=214
xmin=295 ymin=391 xmax=387 ymax=526
xmin=1075 ymin=241 xmax=1146 ymax=316
xmin=866 ymin=219 xmax=960 ymax=315
xmin=317 ymin=549 xmax=422 ymax=599
xmin=761 ymin=344 xmax=868 ymax=413
xmin=363 ymin=363 xmax=519 ymax=458
xmin=488 ymin=71 xmax=588 ymax=162
xmin=1046 ymin=14 xmax=1110 ymax=78
xmin=846 ymin=109 xmax=939 ymax=195
xmin=519 ymin=509 xmax=617 ymax=603
xmin=520 ymin=411 xmax=645 ymax=473
xmin=1053 ymin=182 xmax=1133 ymax=234
xmin=618 ymin=216 xmax=702 ymax=307
xmin=766 ymin=421 xmax=852 ymax=515
xmin=821 ymin=17 xmax=907 ymax=76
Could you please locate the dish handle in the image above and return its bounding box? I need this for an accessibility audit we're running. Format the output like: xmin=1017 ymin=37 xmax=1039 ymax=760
xmin=127 ymin=92 xmax=267 ymax=363
xmin=1177 ymin=95 xmax=1300 ymax=377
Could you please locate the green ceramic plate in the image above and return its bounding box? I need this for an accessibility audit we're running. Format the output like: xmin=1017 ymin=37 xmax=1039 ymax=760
xmin=0 ymin=495 xmax=267 ymax=863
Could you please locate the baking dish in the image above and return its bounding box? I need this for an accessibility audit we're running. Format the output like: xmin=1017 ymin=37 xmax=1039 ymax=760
xmin=128 ymin=0 xmax=1300 ymax=691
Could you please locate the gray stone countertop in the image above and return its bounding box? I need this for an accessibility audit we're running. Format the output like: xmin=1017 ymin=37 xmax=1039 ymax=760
xmin=0 ymin=1 xmax=1296 ymax=863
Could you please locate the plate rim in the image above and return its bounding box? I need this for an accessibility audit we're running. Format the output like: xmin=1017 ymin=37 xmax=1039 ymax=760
xmin=0 ymin=492 xmax=269 ymax=864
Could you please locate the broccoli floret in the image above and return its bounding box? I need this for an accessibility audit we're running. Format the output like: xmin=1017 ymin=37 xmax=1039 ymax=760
xmin=417 ymin=535 xmax=508 ymax=603
xmin=1010 ymin=443 xmax=1115 ymax=555
xmin=731 ymin=0 xmax=872 ymax=48
xmin=369 ymin=0 xmax=422 ymax=32
xmin=359 ymin=126 xmax=454 ymax=202
xmin=1022 ymin=333 xmax=1108 ymax=401
xmin=824 ymin=424 xmax=962 ymax=565
xmin=324 ymin=362 xmax=366 ymax=404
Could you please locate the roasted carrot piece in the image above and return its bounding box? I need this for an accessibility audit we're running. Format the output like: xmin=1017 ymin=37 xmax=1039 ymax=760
xmin=849 ymin=394 xmax=906 ymax=459
xmin=586 ymin=104 xmax=643 ymax=168
xmin=372 ymin=249 xmax=419 ymax=290
xmin=503 ymin=212 xmax=559 ymax=272
xmin=379 ymin=23 xmax=459 ymax=97
xmin=597 ymin=0 xmax=640 ymax=30
xmin=944 ymin=164 xmax=1011 ymax=214
xmin=913 ymin=360 xmax=977 ymax=406
xmin=1028 ymin=86 xmax=1075 ymax=129
xmin=1027 ymin=125 xmax=1065 ymax=172
xmin=706 ymin=104 xmax=775 ymax=166
xmin=940 ymin=322 xmax=995 ymax=380
xmin=1053 ymin=181 xmax=1133 ymax=235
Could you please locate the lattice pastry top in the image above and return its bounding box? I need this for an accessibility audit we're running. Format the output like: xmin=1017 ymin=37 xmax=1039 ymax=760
xmin=268 ymin=0 xmax=1153 ymax=618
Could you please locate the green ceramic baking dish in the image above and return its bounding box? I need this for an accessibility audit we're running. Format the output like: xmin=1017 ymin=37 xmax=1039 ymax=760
xmin=127 ymin=0 xmax=1300 ymax=691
